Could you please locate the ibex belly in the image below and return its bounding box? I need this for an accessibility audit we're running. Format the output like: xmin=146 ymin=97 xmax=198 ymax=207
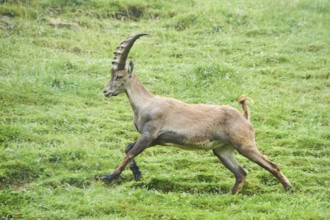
xmin=155 ymin=130 xmax=228 ymax=150
xmin=174 ymin=141 xmax=227 ymax=151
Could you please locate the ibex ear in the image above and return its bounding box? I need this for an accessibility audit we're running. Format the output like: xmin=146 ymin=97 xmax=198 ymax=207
xmin=128 ymin=60 xmax=134 ymax=78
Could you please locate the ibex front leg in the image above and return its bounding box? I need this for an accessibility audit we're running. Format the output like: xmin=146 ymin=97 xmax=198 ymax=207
xmin=125 ymin=142 xmax=142 ymax=181
xmin=101 ymin=133 xmax=153 ymax=183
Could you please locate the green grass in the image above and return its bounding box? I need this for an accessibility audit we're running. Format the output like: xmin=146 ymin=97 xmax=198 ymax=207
xmin=1 ymin=0 xmax=329 ymax=219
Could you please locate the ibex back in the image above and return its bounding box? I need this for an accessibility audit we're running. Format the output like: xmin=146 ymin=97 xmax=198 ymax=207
xmin=102 ymin=34 xmax=292 ymax=194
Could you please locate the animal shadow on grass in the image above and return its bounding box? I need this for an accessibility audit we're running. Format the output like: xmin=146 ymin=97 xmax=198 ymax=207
xmin=97 ymin=171 xmax=228 ymax=194
xmin=133 ymin=177 xmax=228 ymax=194
xmin=98 ymin=172 xmax=290 ymax=195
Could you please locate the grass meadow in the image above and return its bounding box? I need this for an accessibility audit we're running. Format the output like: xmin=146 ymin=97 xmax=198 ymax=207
xmin=0 ymin=0 xmax=329 ymax=219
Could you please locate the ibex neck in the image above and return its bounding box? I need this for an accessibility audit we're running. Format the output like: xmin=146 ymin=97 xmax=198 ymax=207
xmin=126 ymin=74 xmax=153 ymax=114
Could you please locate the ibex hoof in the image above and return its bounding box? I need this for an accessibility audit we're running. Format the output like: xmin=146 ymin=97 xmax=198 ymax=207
xmin=285 ymin=185 xmax=295 ymax=193
xmin=133 ymin=170 xmax=142 ymax=181
xmin=100 ymin=173 xmax=120 ymax=183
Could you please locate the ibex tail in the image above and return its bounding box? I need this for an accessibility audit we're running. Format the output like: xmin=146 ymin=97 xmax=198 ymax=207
xmin=238 ymin=96 xmax=253 ymax=121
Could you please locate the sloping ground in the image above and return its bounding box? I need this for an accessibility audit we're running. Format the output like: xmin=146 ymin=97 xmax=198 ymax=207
xmin=0 ymin=0 xmax=329 ymax=219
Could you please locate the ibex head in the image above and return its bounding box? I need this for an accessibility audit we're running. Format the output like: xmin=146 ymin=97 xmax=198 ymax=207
xmin=103 ymin=33 xmax=147 ymax=98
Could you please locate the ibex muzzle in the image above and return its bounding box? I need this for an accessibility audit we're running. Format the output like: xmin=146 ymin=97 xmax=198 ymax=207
xmin=101 ymin=34 xmax=293 ymax=194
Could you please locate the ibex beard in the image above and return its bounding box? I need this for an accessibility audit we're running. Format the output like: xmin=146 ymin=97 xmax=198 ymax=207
xmin=102 ymin=34 xmax=292 ymax=194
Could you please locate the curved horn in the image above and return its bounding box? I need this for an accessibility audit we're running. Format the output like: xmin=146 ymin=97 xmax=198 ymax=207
xmin=112 ymin=33 xmax=147 ymax=71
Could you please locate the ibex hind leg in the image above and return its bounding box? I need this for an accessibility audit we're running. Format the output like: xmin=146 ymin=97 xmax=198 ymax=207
xmin=236 ymin=145 xmax=292 ymax=192
xmin=125 ymin=142 xmax=142 ymax=181
xmin=213 ymin=146 xmax=247 ymax=194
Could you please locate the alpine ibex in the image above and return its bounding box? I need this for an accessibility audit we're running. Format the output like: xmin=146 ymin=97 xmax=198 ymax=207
xmin=102 ymin=34 xmax=292 ymax=194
